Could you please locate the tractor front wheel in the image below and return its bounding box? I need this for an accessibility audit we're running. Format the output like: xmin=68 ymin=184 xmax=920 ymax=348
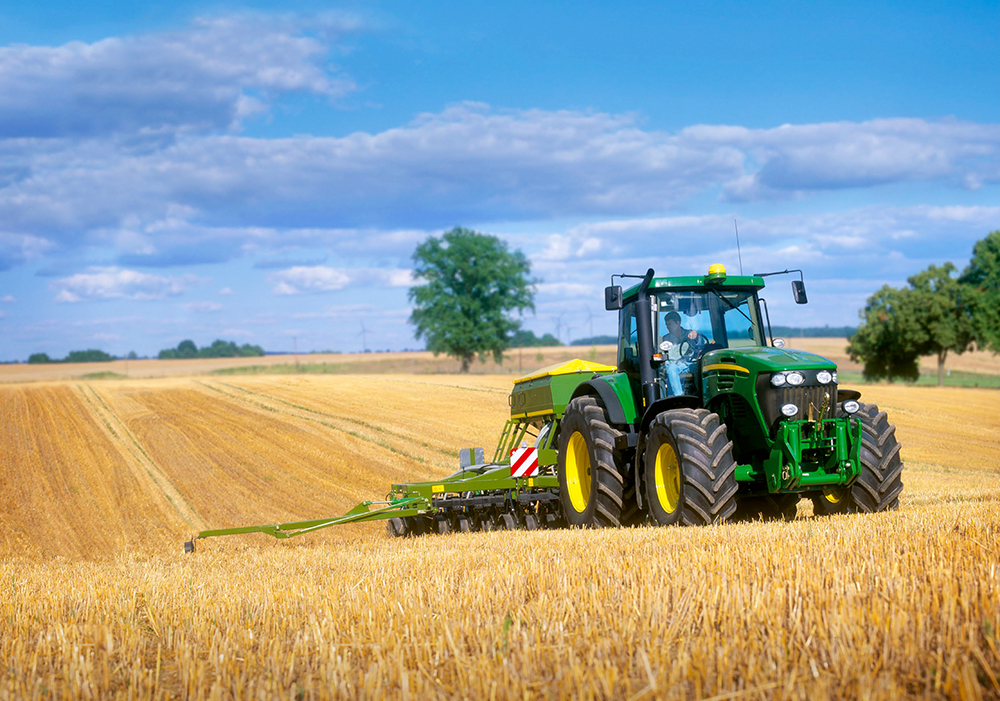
xmin=557 ymin=395 xmax=627 ymax=527
xmin=643 ymin=409 xmax=738 ymax=526
xmin=812 ymin=402 xmax=904 ymax=515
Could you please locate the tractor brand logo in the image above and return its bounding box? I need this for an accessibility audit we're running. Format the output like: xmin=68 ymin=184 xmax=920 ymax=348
xmin=510 ymin=446 xmax=539 ymax=478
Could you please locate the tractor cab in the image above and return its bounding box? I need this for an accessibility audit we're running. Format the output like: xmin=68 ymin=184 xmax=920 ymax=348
xmin=610 ymin=265 xmax=771 ymax=402
xmin=618 ymin=283 xmax=767 ymax=396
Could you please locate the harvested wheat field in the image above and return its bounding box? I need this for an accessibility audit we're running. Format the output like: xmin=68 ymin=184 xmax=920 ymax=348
xmin=1 ymin=374 xmax=998 ymax=700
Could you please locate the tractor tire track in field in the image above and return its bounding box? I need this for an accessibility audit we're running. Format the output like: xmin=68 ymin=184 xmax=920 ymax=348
xmin=195 ymin=381 xmax=452 ymax=473
xmin=76 ymin=384 xmax=206 ymax=530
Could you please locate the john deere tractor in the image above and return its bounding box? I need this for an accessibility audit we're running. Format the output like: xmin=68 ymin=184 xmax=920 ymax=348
xmin=545 ymin=264 xmax=904 ymax=527
xmin=185 ymin=264 xmax=903 ymax=549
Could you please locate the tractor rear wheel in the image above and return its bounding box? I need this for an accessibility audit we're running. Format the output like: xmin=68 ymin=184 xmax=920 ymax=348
xmin=643 ymin=409 xmax=738 ymax=526
xmin=812 ymin=402 xmax=904 ymax=515
xmin=557 ymin=396 xmax=627 ymax=528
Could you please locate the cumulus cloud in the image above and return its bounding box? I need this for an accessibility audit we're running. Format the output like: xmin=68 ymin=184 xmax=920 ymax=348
xmin=0 ymin=105 xmax=995 ymax=272
xmin=272 ymin=266 xmax=351 ymax=295
xmin=270 ymin=265 xmax=413 ymax=295
xmin=682 ymin=119 xmax=1000 ymax=200
xmin=52 ymin=267 xmax=197 ymax=302
xmin=0 ymin=232 xmax=54 ymax=270
xmin=0 ymin=13 xmax=361 ymax=138
xmin=0 ymin=295 xmax=14 ymax=302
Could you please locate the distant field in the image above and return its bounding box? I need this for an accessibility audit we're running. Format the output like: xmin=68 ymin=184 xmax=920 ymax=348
xmin=4 ymin=338 xmax=999 ymax=384
xmin=1 ymin=374 xmax=998 ymax=698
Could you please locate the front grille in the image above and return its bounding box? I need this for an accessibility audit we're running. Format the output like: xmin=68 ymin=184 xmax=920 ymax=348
xmin=756 ymin=374 xmax=837 ymax=430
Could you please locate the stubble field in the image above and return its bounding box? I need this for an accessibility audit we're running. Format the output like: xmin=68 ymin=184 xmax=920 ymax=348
xmin=1 ymin=372 xmax=998 ymax=699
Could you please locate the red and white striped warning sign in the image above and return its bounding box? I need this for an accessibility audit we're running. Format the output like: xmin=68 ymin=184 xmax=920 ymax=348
xmin=510 ymin=446 xmax=539 ymax=478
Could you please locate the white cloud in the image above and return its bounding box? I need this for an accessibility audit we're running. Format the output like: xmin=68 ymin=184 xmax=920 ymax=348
xmin=0 ymin=13 xmax=361 ymax=138
xmin=52 ymin=267 xmax=197 ymax=302
xmin=0 ymin=295 xmax=13 ymax=302
xmin=686 ymin=118 xmax=1000 ymax=200
xmin=91 ymin=332 xmax=121 ymax=341
xmin=271 ymin=266 xmax=351 ymax=295
xmin=219 ymin=287 xmax=234 ymax=295
xmin=271 ymin=265 xmax=414 ymax=295
xmin=0 ymin=104 xmax=995 ymax=269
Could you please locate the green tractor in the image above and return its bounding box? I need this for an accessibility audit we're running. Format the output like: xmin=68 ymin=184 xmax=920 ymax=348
xmin=184 ymin=264 xmax=903 ymax=550
xmin=545 ymin=264 xmax=903 ymax=527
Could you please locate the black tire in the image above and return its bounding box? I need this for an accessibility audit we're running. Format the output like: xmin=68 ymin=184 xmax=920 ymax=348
xmin=455 ymin=514 xmax=472 ymax=533
xmin=387 ymin=517 xmax=408 ymax=537
xmin=435 ymin=515 xmax=452 ymax=535
xmin=524 ymin=513 xmax=539 ymax=530
xmin=812 ymin=402 xmax=904 ymax=515
xmin=733 ymin=494 xmax=800 ymax=522
xmin=497 ymin=513 xmax=517 ymax=530
xmin=557 ymin=396 xmax=627 ymax=527
xmin=643 ymin=409 xmax=738 ymax=526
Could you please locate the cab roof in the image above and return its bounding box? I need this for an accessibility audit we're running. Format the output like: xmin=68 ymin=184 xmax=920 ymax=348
xmin=622 ymin=274 xmax=765 ymax=303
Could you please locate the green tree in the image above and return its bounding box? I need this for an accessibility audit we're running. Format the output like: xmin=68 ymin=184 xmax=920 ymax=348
xmin=905 ymin=262 xmax=976 ymax=385
xmin=27 ymin=352 xmax=52 ymax=364
xmin=64 ymin=349 xmax=113 ymax=363
xmin=409 ymin=227 xmax=534 ymax=372
xmin=176 ymin=339 xmax=198 ymax=359
xmin=960 ymin=230 xmax=1000 ymax=354
xmin=847 ymin=285 xmax=922 ymax=383
xmin=511 ymin=329 xmax=562 ymax=347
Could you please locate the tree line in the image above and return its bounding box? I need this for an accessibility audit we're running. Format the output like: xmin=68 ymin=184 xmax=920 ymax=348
xmin=28 ymin=349 xmax=115 ymax=364
xmin=158 ymin=339 xmax=265 ymax=359
xmin=848 ymin=231 xmax=999 ymax=384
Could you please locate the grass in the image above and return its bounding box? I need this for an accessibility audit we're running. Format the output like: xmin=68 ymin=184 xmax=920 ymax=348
xmin=76 ymin=371 xmax=128 ymax=380
xmin=837 ymin=369 xmax=1000 ymax=388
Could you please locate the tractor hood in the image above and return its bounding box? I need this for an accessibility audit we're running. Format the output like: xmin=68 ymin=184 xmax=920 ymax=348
xmin=706 ymin=346 xmax=836 ymax=374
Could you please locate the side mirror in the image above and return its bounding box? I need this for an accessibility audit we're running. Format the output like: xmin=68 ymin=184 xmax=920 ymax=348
xmin=792 ymin=280 xmax=808 ymax=304
xmin=605 ymin=285 xmax=623 ymax=310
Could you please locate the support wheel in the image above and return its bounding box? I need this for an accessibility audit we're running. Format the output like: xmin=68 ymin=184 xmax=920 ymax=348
xmin=643 ymin=409 xmax=738 ymax=526
xmin=455 ymin=514 xmax=472 ymax=533
xmin=557 ymin=396 xmax=627 ymax=528
xmin=435 ymin=515 xmax=452 ymax=535
xmin=497 ymin=513 xmax=518 ymax=530
xmin=524 ymin=513 xmax=539 ymax=530
xmin=386 ymin=517 xmax=409 ymax=537
xmin=812 ymin=402 xmax=904 ymax=515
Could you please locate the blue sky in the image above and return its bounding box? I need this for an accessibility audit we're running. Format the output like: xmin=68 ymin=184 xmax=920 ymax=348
xmin=0 ymin=0 xmax=997 ymax=359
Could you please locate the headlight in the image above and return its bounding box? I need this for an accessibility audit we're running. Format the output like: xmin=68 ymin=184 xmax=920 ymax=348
xmin=816 ymin=371 xmax=832 ymax=384
xmin=770 ymin=373 xmax=787 ymax=387
xmin=842 ymin=400 xmax=860 ymax=414
xmin=832 ymin=372 xmax=838 ymax=383
xmin=781 ymin=403 xmax=799 ymax=417
xmin=786 ymin=371 xmax=805 ymax=386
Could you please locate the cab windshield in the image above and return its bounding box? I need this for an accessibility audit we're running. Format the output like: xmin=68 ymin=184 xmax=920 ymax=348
xmin=653 ymin=288 xmax=763 ymax=355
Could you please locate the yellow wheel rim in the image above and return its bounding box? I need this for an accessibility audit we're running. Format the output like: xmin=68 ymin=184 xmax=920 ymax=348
xmin=654 ymin=443 xmax=681 ymax=514
xmin=565 ymin=431 xmax=592 ymax=513
xmin=823 ymin=487 xmax=848 ymax=504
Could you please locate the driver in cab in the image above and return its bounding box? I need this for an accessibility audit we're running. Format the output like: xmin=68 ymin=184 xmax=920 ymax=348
xmin=661 ymin=311 xmax=707 ymax=396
